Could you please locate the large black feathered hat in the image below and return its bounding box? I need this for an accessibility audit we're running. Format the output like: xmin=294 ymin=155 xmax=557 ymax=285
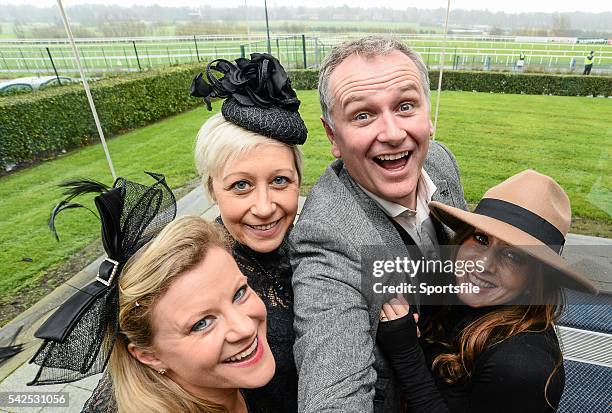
xmin=190 ymin=53 xmax=307 ymax=145
xmin=28 ymin=172 xmax=176 ymax=385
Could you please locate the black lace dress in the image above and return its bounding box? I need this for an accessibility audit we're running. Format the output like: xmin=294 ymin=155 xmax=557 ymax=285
xmin=235 ymin=232 xmax=298 ymax=413
xmin=82 ymin=223 xmax=297 ymax=413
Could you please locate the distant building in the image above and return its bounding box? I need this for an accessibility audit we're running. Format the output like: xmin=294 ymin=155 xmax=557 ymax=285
xmin=515 ymin=36 xmax=577 ymax=44
xmin=449 ymin=28 xmax=486 ymax=35
xmin=577 ymin=38 xmax=607 ymax=44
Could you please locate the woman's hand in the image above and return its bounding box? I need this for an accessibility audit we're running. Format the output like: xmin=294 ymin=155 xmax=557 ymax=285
xmin=379 ymin=294 xmax=420 ymax=337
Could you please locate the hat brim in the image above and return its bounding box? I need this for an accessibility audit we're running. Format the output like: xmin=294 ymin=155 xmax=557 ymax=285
xmin=429 ymin=201 xmax=598 ymax=295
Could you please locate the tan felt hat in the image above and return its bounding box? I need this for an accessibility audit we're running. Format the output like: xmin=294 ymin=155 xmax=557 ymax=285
xmin=429 ymin=169 xmax=598 ymax=294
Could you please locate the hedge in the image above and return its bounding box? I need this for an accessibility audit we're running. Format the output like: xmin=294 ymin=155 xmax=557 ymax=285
xmin=0 ymin=63 xmax=204 ymax=170
xmin=428 ymin=71 xmax=612 ymax=97
xmin=1 ymin=66 xmax=610 ymax=170
xmin=287 ymin=69 xmax=612 ymax=97
xmin=287 ymin=69 xmax=319 ymax=90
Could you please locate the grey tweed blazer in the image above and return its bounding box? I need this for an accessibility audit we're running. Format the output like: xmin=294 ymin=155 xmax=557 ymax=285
xmin=289 ymin=141 xmax=467 ymax=413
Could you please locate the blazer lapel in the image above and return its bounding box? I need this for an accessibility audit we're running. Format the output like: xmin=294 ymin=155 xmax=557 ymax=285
xmin=429 ymin=179 xmax=456 ymax=244
xmin=336 ymin=165 xmax=423 ymax=312
xmin=337 ymin=165 xmax=408 ymax=253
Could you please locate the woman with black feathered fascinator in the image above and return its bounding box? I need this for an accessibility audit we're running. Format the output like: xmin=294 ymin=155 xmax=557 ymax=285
xmin=30 ymin=173 xmax=278 ymax=412
xmin=83 ymin=54 xmax=307 ymax=412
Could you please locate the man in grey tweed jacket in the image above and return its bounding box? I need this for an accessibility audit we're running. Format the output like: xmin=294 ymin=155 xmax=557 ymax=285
xmin=289 ymin=37 xmax=467 ymax=412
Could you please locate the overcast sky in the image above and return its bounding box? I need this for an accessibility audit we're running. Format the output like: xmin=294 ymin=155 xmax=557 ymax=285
xmin=1 ymin=0 xmax=610 ymax=14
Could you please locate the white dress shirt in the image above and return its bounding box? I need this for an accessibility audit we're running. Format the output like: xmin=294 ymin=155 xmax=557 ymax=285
xmin=358 ymin=169 xmax=440 ymax=259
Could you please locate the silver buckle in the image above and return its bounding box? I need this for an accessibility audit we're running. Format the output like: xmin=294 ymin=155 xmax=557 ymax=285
xmin=96 ymin=258 xmax=120 ymax=287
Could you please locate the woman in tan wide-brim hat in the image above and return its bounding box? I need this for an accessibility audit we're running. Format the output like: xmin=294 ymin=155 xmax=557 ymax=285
xmin=377 ymin=169 xmax=598 ymax=413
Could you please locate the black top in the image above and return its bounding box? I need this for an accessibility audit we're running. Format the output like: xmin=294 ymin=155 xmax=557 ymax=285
xmin=82 ymin=222 xmax=297 ymax=413
xmin=232 ymin=229 xmax=298 ymax=413
xmin=377 ymin=306 xmax=565 ymax=413
xmin=242 ymin=389 xmax=273 ymax=413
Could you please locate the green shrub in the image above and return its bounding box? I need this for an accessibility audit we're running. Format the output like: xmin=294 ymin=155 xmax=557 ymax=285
xmin=2 ymin=66 xmax=609 ymax=170
xmin=0 ymin=63 xmax=204 ymax=170
xmin=288 ymin=69 xmax=611 ymax=97
xmin=287 ymin=69 xmax=319 ymax=90
xmin=428 ymin=71 xmax=612 ymax=97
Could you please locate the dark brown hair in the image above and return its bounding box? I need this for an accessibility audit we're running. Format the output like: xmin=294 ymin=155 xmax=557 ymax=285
xmin=429 ymin=227 xmax=565 ymax=408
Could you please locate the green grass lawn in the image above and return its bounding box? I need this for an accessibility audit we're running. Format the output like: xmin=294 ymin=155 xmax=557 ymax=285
xmin=298 ymin=90 xmax=611 ymax=226
xmin=431 ymin=91 xmax=611 ymax=223
xmin=0 ymin=90 xmax=610 ymax=308
xmin=0 ymin=106 xmax=215 ymax=298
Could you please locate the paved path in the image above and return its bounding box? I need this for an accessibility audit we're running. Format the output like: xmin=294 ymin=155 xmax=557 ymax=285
xmin=0 ymin=186 xmax=608 ymax=412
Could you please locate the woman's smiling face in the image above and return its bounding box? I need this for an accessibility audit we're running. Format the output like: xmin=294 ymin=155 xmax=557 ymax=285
xmin=212 ymin=143 xmax=299 ymax=253
xmin=455 ymin=231 xmax=532 ymax=307
xmin=143 ymin=247 xmax=275 ymax=398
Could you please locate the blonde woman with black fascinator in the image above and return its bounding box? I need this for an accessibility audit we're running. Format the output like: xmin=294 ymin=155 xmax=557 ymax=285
xmin=30 ymin=174 xmax=276 ymax=413
xmin=80 ymin=54 xmax=307 ymax=413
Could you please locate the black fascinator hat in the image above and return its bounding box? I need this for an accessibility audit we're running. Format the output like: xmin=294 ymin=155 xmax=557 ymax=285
xmin=190 ymin=53 xmax=307 ymax=145
xmin=28 ymin=172 xmax=176 ymax=385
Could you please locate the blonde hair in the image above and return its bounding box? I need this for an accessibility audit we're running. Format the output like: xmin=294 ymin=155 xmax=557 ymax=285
xmin=109 ymin=215 xmax=232 ymax=413
xmin=194 ymin=113 xmax=303 ymax=201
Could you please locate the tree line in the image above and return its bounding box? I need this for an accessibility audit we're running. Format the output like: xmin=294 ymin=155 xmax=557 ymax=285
xmin=2 ymin=4 xmax=610 ymax=39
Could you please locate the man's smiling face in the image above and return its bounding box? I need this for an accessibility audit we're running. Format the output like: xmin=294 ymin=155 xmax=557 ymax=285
xmin=323 ymin=50 xmax=433 ymax=208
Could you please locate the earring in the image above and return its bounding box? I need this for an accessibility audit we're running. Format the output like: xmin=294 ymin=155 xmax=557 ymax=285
xmin=157 ymin=368 xmax=166 ymax=375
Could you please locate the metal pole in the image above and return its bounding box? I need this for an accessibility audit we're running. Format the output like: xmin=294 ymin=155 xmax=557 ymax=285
xmin=432 ymin=0 xmax=451 ymax=141
xmin=19 ymin=48 xmax=29 ymax=71
xmin=146 ymin=46 xmax=152 ymax=68
xmin=0 ymin=51 xmax=8 ymax=71
xmin=56 ymin=0 xmax=116 ymax=180
xmin=80 ymin=48 xmax=89 ymax=71
xmin=193 ymin=35 xmax=200 ymax=62
xmin=245 ymin=0 xmax=250 ymax=40
xmin=59 ymin=48 xmax=67 ymax=71
xmin=264 ymin=0 xmax=272 ymax=54
xmin=132 ymin=40 xmax=142 ymax=71
xmin=294 ymin=36 xmax=298 ymax=69
xmin=46 ymin=47 xmax=62 ymax=84
xmin=101 ymin=47 xmax=109 ymax=71
xmin=39 ymin=49 xmax=48 ymax=73
xmin=301 ymin=34 xmax=307 ymax=69
xmin=123 ymin=46 xmax=130 ymax=70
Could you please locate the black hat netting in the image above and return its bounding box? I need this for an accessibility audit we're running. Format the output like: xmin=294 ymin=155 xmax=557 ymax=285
xmin=29 ymin=172 xmax=176 ymax=385
xmin=221 ymin=98 xmax=307 ymax=145
xmin=29 ymin=287 xmax=119 ymax=385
